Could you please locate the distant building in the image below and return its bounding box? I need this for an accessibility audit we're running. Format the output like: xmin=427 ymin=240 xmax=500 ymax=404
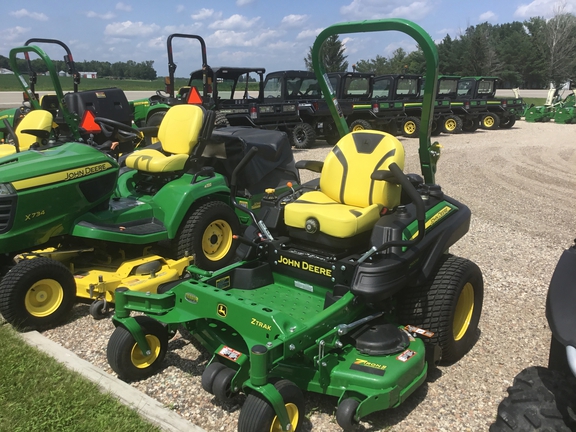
xmin=79 ymin=72 xmax=97 ymax=79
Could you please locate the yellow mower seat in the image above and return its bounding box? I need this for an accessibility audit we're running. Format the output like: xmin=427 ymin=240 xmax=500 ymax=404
xmin=0 ymin=109 xmax=53 ymax=157
xmin=284 ymin=130 xmax=405 ymax=238
xmin=125 ymin=104 xmax=204 ymax=173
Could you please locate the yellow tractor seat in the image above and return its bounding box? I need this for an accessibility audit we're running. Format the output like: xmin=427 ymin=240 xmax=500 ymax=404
xmin=0 ymin=109 xmax=53 ymax=157
xmin=125 ymin=104 xmax=205 ymax=173
xmin=284 ymin=130 xmax=405 ymax=239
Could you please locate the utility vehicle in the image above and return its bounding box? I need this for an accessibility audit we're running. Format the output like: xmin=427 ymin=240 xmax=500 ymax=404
xmin=106 ymin=19 xmax=483 ymax=431
xmin=0 ymin=105 xmax=299 ymax=330
xmin=262 ymin=70 xmax=349 ymax=148
xmin=491 ymin=240 xmax=576 ymax=431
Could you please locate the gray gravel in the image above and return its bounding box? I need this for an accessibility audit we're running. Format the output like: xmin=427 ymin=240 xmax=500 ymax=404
xmin=41 ymin=120 xmax=576 ymax=431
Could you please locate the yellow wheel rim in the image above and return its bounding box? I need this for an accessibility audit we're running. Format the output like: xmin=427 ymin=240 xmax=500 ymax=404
xmin=131 ymin=335 xmax=161 ymax=369
xmin=202 ymin=219 xmax=233 ymax=262
xmin=453 ymin=282 xmax=474 ymax=341
xmin=270 ymin=403 xmax=299 ymax=432
xmin=352 ymin=124 xmax=365 ymax=131
xmin=404 ymin=121 xmax=416 ymax=134
xmin=445 ymin=119 xmax=456 ymax=131
xmin=24 ymin=279 xmax=64 ymax=317
xmin=483 ymin=116 xmax=495 ymax=127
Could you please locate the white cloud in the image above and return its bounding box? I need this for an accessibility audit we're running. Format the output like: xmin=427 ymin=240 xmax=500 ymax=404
xmin=176 ymin=5 xmax=185 ymax=13
xmin=116 ymin=2 xmax=132 ymax=11
xmin=9 ymin=9 xmax=48 ymax=21
xmin=191 ymin=8 xmax=222 ymax=21
xmin=208 ymin=14 xmax=260 ymax=30
xmin=296 ymin=28 xmax=323 ymax=40
xmin=104 ymin=21 xmax=161 ymax=37
xmin=479 ymin=11 xmax=498 ymax=22
xmin=3 ymin=26 xmax=30 ymax=43
xmin=281 ymin=14 xmax=309 ymax=27
xmin=515 ymin=0 xmax=576 ymax=18
xmin=86 ymin=11 xmax=115 ymax=19
xmin=340 ymin=0 xmax=433 ymax=21
xmin=236 ymin=0 xmax=255 ymax=5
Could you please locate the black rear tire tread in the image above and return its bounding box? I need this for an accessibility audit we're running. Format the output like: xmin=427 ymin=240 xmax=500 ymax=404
xmin=396 ymin=254 xmax=484 ymax=364
xmin=490 ymin=366 xmax=576 ymax=431
xmin=0 ymin=257 xmax=76 ymax=331
xmin=291 ymin=123 xmax=316 ymax=149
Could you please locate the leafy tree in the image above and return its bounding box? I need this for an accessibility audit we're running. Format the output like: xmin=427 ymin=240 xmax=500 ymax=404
xmin=304 ymin=35 xmax=348 ymax=72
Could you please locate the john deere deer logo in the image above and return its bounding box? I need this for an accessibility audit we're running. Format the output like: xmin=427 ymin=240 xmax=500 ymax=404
xmin=217 ymin=303 xmax=227 ymax=317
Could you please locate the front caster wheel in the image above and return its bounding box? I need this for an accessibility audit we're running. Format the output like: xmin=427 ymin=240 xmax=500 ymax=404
xmin=238 ymin=380 xmax=304 ymax=432
xmin=336 ymin=398 xmax=360 ymax=431
xmin=0 ymin=257 xmax=76 ymax=331
xmin=201 ymin=362 xmax=227 ymax=394
xmin=212 ymin=366 xmax=237 ymax=403
xmin=107 ymin=316 xmax=168 ymax=381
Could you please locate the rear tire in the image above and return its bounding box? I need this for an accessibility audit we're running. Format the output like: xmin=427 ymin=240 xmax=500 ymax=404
xmin=291 ymin=123 xmax=315 ymax=149
xmin=0 ymin=257 xmax=76 ymax=331
xmin=401 ymin=116 xmax=420 ymax=138
xmin=481 ymin=112 xmax=500 ymax=130
xmin=499 ymin=115 xmax=516 ymax=129
xmin=350 ymin=119 xmax=372 ymax=132
xmin=490 ymin=366 xmax=576 ymax=431
xmin=442 ymin=115 xmax=463 ymax=134
xmin=396 ymin=254 xmax=483 ymax=364
xmin=172 ymin=201 xmax=240 ymax=271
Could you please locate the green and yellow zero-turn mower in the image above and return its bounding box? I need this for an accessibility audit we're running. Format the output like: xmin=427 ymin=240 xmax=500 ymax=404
xmin=106 ymin=19 xmax=483 ymax=431
xmin=0 ymin=104 xmax=299 ymax=330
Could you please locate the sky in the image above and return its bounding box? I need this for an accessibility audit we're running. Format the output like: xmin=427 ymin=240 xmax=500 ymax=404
xmin=2 ymin=0 xmax=575 ymax=78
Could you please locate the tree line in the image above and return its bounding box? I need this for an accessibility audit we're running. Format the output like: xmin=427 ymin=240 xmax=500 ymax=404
xmin=306 ymin=10 xmax=576 ymax=89
xmin=0 ymin=56 xmax=157 ymax=80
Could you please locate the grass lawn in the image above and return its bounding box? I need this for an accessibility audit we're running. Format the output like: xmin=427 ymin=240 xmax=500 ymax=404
xmin=0 ymin=323 xmax=161 ymax=432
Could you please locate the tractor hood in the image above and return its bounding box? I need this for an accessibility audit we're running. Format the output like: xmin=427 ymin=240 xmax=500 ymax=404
xmin=0 ymin=142 xmax=119 ymax=186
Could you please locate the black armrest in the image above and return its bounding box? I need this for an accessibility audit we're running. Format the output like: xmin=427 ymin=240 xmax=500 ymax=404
xmin=295 ymin=160 xmax=324 ymax=173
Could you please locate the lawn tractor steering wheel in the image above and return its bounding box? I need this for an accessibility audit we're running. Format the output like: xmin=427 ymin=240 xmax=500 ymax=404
xmin=93 ymin=117 xmax=143 ymax=155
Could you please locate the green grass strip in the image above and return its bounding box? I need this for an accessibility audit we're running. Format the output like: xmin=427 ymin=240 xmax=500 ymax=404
xmin=0 ymin=324 xmax=161 ymax=432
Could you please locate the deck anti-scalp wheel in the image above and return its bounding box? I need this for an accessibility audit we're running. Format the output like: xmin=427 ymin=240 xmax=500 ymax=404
xmin=0 ymin=257 xmax=76 ymax=331
xmin=172 ymin=201 xmax=240 ymax=271
xmin=238 ymin=379 xmax=304 ymax=432
xmin=89 ymin=299 xmax=109 ymax=320
xmin=397 ymin=254 xmax=484 ymax=364
xmin=107 ymin=316 xmax=168 ymax=381
xmin=336 ymin=398 xmax=360 ymax=431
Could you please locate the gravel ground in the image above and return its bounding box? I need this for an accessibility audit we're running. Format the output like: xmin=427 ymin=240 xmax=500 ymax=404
xmin=39 ymin=120 xmax=576 ymax=432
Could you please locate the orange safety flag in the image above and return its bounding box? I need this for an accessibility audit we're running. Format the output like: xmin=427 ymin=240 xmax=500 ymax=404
xmin=80 ymin=110 xmax=101 ymax=133
xmin=186 ymin=86 xmax=203 ymax=105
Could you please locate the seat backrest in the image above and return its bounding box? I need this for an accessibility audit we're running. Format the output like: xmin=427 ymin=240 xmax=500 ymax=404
xmin=16 ymin=110 xmax=53 ymax=151
xmin=158 ymin=104 xmax=204 ymax=155
xmin=40 ymin=94 xmax=60 ymax=118
xmin=319 ymin=130 xmax=405 ymax=209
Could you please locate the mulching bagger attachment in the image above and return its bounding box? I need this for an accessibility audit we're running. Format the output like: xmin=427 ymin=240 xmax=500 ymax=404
xmin=106 ymin=19 xmax=484 ymax=431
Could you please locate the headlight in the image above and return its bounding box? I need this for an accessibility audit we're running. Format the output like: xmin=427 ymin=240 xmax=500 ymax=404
xmin=0 ymin=183 xmax=15 ymax=195
xmin=259 ymin=106 xmax=274 ymax=113
xmin=283 ymin=105 xmax=297 ymax=112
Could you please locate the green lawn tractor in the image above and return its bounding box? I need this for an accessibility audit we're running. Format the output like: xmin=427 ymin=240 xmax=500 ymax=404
xmin=524 ymin=86 xmax=562 ymax=122
xmin=0 ymin=39 xmax=136 ymax=150
xmin=0 ymin=104 xmax=300 ymax=330
xmin=106 ymin=19 xmax=483 ymax=431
